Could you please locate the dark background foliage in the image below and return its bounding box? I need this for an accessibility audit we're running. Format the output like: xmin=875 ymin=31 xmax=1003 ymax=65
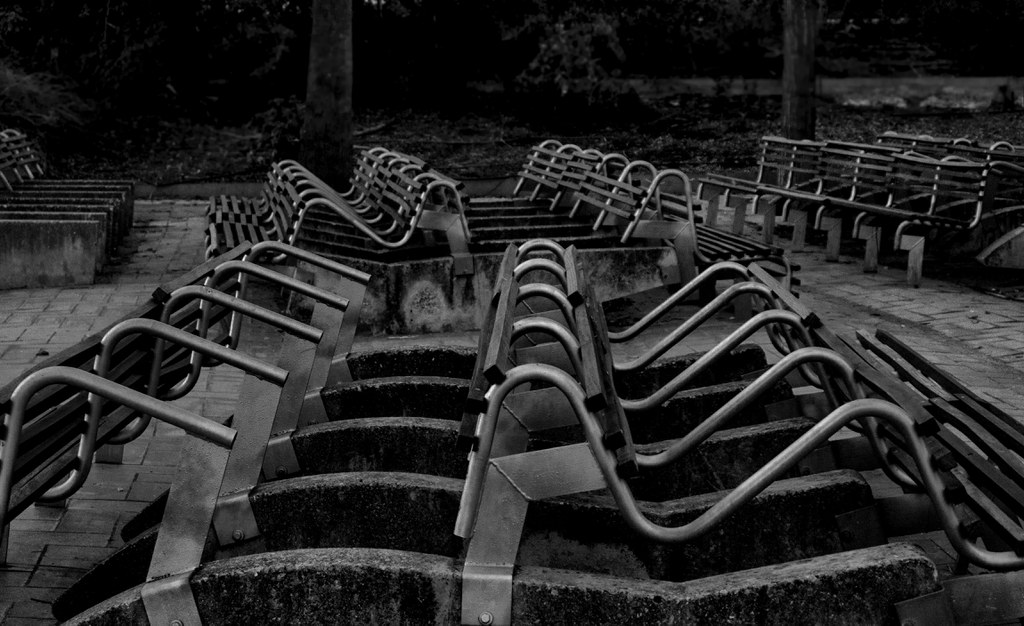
xmin=2 ymin=0 xmax=1024 ymax=179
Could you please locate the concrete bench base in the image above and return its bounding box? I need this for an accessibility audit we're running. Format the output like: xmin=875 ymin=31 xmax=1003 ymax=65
xmin=0 ymin=218 xmax=104 ymax=288
xmin=65 ymin=544 xmax=938 ymax=625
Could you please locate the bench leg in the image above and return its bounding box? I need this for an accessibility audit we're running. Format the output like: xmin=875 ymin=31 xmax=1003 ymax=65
xmin=96 ymin=444 xmax=124 ymax=465
xmin=671 ymin=227 xmax=699 ymax=286
xmin=861 ymin=225 xmax=881 ymax=273
xmin=901 ymin=235 xmax=926 ymax=287
xmin=733 ymin=277 xmax=753 ymax=320
xmin=789 ymin=207 xmax=810 ymax=252
xmin=731 ymin=196 xmax=750 ymax=235
xmin=820 ymin=215 xmax=842 ymax=262
xmin=761 ymin=198 xmax=776 ymax=245
xmin=706 ymin=193 xmax=724 ymax=228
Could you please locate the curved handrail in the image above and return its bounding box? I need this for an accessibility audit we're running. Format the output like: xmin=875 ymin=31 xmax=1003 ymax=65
xmin=40 ymin=318 xmax=287 ymax=500
xmin=508 ymin=317 xmax=583 ymax=380
xmin=517 ymin=239 xmax=567 ymax=262
xmin=614 ymin=282 xmax=778 ymax=373
xmin=462 ymin=364 xmax=992 ymax=566
xmin=2 ymin=366 xmax=237 ymax=527
xmin=607 ymin=261 xmax=751 ymax=342
xmin=619 ymin=309 xmax=819 ymax=413
xmin=517 ymin=284 xmax=577 ymax=332
xmin=513 ymin=258 xmax=567 ymax=289
xmin=105 ymin=285 xmax=321 ymax=443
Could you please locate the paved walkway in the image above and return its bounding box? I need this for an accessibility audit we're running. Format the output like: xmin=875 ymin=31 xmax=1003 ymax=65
xmin=0 ymin=200 xmax=1022 ymax=623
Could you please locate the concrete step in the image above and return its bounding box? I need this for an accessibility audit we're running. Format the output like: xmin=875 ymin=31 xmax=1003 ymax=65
xmin=60 ymin=468 xmax=877 ymax=620
xmin=64 ymin=543 xmax=938 ymax=625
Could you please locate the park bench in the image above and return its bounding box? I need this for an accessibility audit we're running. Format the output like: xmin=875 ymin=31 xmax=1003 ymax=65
xmin=0 ymin=241 xmax=370 ymax=570
xmin=0 ymin=129 xmax=134 ymax=242
xmin=290 ymin=150 xmax=475 ymax=274
xmin=572 ymin=158 xmax=797 ymax=288
xmin=696 ymin=135 xmax=826 ymax=241
xmin=876 ymin=131 xmax=975 ymax=151
xmin=453 ymin=242 xmax=957 ymax=625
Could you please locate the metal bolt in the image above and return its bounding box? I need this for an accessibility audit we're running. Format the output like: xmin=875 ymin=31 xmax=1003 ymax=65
xmin=171 ymin=620 xmax=184 ymax=626
xmin=478 ymin=612 xmax=493 ymax=625
xmin=276 ymin=466 xmax=288 ymax=478
xmin=231 ymin=529 xmax=245 ymax=541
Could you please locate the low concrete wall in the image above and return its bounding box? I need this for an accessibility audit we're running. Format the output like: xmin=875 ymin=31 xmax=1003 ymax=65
xmin=0 ymin=219 xmax=103 ymax=289
xmin=298 ymin=246 xmax=674 ymax=335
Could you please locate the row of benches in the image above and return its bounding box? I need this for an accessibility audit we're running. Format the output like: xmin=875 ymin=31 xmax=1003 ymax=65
xmin=206 ymin=146 xmax=474 ymax=274
xmin=0 ymin=129 xmax=135 ymax=287
xmin=5 ymin=234 xmax=1024 ymax=622
xmin=0 ymin=239 xmax=370 ymax=581
xmin=454 ymin=239 xmax=1024 ymax=624
xmin=699 ymin=134 xmax=1024 ymax=285
xmin=502 ymin=140 xmax=798 ymax=288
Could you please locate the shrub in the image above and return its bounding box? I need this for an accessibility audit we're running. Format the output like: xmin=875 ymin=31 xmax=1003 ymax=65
xmin=0 ymin=61 xmax=92 ymax=134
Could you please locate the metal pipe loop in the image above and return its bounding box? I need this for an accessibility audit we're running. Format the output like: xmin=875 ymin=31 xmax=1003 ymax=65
xmin=96 ymin=317 xmax=285 ymax=452
xmin=2 ymin=366 xmax=236 ymax=525
xmin=513 ymin=258 xmax=567 ymax=289
xmin=248 ymin=240 xmax=371 ymax=285
xmin=615 ymin=282 xmax=778 ymax=373
xmin=156 ymin=285 xmax=323 ymax=404
xmin=509 ymin=317 xmax=584 ymax=377
xmin=516 ymin=284 xmax=577 ymax=332
xmin=516 ymin=239 xmax=567 ymax=263
xmin=620 ymin=309 xmax=815 ymax=413
xmin=607 ymin=261 xmax=751 ymax=343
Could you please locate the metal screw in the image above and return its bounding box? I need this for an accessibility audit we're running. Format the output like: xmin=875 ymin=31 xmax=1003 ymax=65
xmin=479 ymin=612 xmax=493 ymax=625
xmin=171 ymin=620 xmax=184 ymax=626
xmin=232 ymin=529 xmax=245 ymax=541
xmin=276 ymin=466 xmax=288 ymax=478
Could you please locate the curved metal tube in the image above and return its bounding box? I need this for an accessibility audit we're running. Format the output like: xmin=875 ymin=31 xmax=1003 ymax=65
xmin=516 ymin=284 xmax=577 ymax=331
xmin=509 ymin=317 xmax=583 ymax=377
xmin=516 ymin=239 xmax=567 ymax=263
xmin=607 ymin=261 xmax=750 ymax=342
xmin=297 ymin=196 xmax=419 ymax=249
xmin=461 ymin=364 xmax=979 ymax=562
xmin=107 ymin=285 xmax=322 ymax=443
xmin=513 ymin=258 xmax=567 ymax=289
xmin=636 ymin=347 xmax=859 ymax=467
xmin=207 ymin=259 xmax=349 ymax=356
xmin=4 ymin=366 xmax=236 ymax=519
xmin=615 ymin=282 xmax=778 ymax=373
xmin=620 ymin=309 xmax=816 ymax=413
xmin=45 ymin=318 xmax=286 ymax=499
xmin=247 ymin=241 xmax=372 ymax=286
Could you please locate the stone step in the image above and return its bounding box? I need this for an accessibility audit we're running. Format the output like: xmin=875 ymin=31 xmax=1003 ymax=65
xmin=64 ymin=543 xmax=939 ymax=625
xmin=59 ymin=468 xmax=876 ymax=619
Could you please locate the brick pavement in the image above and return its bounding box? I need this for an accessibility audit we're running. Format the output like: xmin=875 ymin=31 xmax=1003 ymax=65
xmin=0 ymin=200 xmax=1022 ymax=623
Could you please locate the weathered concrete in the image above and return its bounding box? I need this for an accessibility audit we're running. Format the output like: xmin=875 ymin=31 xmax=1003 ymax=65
xmin=59 ymin=467 xmax=872 ymax=617
xmin=0 ymin=219 xmax=104 ymax=289
xmin=346 ymin=345 xmax=477 ymax=379
xmin=301 ymin=245 xmax=674 ymax=334
xmin=320 ymin=376 xmax=470 ymax=421
xmin=65 ymin=543 xmax=938 ymax=625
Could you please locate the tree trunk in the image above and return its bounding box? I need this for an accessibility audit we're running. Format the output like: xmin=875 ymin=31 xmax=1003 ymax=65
xmin=300 ymin=0 xmax=353 ymax=191
xmin=782 ymin=0 xmax=822 ymax=140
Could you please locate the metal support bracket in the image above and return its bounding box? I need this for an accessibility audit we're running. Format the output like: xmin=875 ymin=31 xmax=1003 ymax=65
xmin=262 ymin=432 xmax=301 ymax=480
xmin=834 ymin=504 xmax=887 ymax=550
xmin=894 ymin=588 xmax=955 ymax=626
xmin=142 ymin=571 xmax=202 ymax=626
xmin=212 ymin=490 xmax=259 ymax=547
